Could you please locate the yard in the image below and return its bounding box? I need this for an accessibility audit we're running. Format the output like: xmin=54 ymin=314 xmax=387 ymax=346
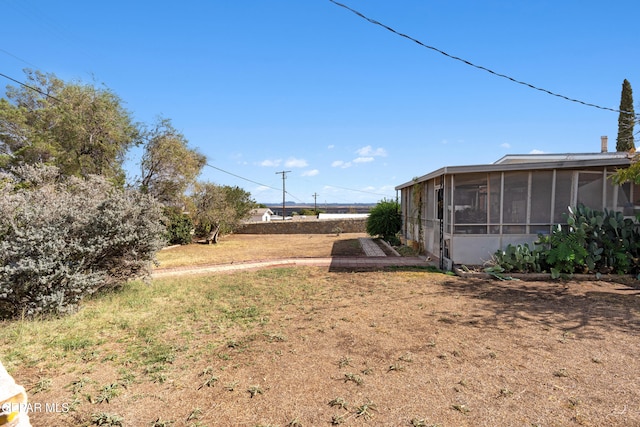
xmin=1 ymin=234 xmax=639 ymax=426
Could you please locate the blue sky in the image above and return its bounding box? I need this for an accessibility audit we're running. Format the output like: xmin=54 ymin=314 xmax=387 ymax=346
xmin=1 ymin=1 xmax=639 ymax=203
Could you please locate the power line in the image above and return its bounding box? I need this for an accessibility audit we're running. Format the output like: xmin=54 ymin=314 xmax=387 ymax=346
xmin=328 ymin=0 xmax=639 ymax=117
xmin=205 ymin=163 xmax=280 ymax=191
xmin=0 ymin=48 xmax=39 ymax=69
xmin=0 ymin=71 xmax=61 ymax=102
xmin=324 ymin=184 xmax=388 ymax=197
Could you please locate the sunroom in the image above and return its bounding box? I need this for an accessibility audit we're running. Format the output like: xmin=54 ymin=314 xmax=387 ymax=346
xmin=395 ymin=152 xmax=635 ymax=268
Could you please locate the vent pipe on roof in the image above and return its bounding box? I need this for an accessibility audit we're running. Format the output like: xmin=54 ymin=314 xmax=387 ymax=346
xmin=601 ymin=135 xmax=608 ymax=153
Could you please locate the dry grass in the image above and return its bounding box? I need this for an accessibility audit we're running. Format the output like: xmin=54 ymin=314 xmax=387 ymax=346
xmin=2 ymin=235 xmax=640 ymax=426
xmin=156 ymin=233 xmax=368 ymax=268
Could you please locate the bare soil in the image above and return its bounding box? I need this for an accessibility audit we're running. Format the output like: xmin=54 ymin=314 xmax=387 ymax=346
xmin=156 ymin=233 xmax=368 ymax=269
xmin=12 ymin=234 xmax=640 ymax=426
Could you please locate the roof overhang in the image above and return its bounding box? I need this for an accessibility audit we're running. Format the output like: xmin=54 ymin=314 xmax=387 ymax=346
xmin=395 ymin=157 xmax=632 ymax=191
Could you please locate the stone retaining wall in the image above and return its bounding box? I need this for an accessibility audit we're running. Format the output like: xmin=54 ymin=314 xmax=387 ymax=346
xmin=237 ymin=218 xmax=367 ymax=234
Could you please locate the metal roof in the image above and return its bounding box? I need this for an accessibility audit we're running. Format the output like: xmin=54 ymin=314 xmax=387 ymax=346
xmin=395 ymin=154 xmax=632 ymax=190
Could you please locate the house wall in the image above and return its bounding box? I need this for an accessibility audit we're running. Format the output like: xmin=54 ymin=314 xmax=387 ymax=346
xmin=399 ymin=165 xmax=640 ymax=267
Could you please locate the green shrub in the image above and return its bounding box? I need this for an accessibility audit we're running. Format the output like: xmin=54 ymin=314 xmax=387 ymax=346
xmin=366 ymin=199 xmax=402 ymax=244
xmin=164 ymin=208 xmax=193 ymax=245
xmin=488 ymin=205 xmax=640 ymax=278
xmin=0 ymin=165 xmax=166 ymax=318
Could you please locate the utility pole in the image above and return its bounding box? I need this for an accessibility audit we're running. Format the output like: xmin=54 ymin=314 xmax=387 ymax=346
xmin=312 ymin=192 xmax=319 ymax=214
xmin=276 ymin=170 xmax=291 ymax=220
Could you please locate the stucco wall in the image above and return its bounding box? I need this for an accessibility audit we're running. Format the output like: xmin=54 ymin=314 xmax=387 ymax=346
xmin=237 ymin=218 xmax=367 ymax=234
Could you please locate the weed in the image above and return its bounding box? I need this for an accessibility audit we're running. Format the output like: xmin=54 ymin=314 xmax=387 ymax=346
xmin=265 ymin=332 xmax=286 ymax=342
xmin=568 ymin=397 xmax=581 ymax=409
xmin=220 ymin=306 xmax=261 ymax=323
xmin=337 ymin=356 xmax=352 ymax=368
xmin=118 ymin=370 xmax=136 ymax=386
xmin=399 ymin=352 xmax=414 ymax=363
xmin=388 ymin=363 xmax=405 ymax=372
xmin=151 ymin=372 xmax=168 ymax=384
xmin=330 ymin=414 xmax=345 ymax=425
xmin=142 ymin=343 xmax=176 ymax=365
xmin=286 ymin=418 xmax=303 ymax=427
xmin=95 ymin=383 xmax=121 ymax=404
xmin=101 ymin=353 xmax=117 ymax=362
xmin=57 ymin=336 xmax=93 ymax=351
xmin=150 ymin=418 xmax=174 ymax=426
xmin=226 ymin=340 xmax=241 ymax=349
xmin=67 ymin=377 xmax=91 ymax=394
xmin=247 ymin=385 xmax=265 ymax=398
xmin=410 ymin=419 xmax=442 ymax=427
xmin=91 ymin=412 xmax=123 ymax=426
xmin=186 ymin=408 xmax=202 ymax=421
xmin=328 ymin=397 xmax=348 ymax=410
xmin=361 ymin=367 xmax=374 ymax=375
xmin=199 ymin=366 xmax=214 ymax=376
xmin=81 ymin=350 xmax=99 ymax=362
xmin=499 ymin=388 xmax=513 ymax=397
xmin=225 ymin=381 xmax=239 ymax=391
xmin=31 ymin=377 xmax=52 ymax=394
xmin=560 ymin=331 xmax=574 ymax=343
xmin=553 ymin=368 xmax=569 ymax=378
xmin=451 ymin=404 xmax=470 ymax=414
xmin=355 ymin=400 xmax=377 ymax=420
xmin=198 ymin=375 xmax=218 ymax=390
xmin=343 ymin=373 xmax=363 ymax=386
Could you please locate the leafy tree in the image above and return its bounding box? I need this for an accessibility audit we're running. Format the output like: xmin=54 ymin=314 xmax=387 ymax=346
xmin=366 ymin=198 xmax=402 ymax=244
xmin=191 ymin=182 xmax=256 ymax=241
xmin=0 ymin=70 xmax=141 ymax=184
xmin=616 ymin=79 xmax=635 ymax=152
xmin=0 ymin=165 xmax=166 ymax=318
xmin=164 ymin=207 xmax=194 ymax=245
xmin=139 ymin=118 xmax=206 ymax=206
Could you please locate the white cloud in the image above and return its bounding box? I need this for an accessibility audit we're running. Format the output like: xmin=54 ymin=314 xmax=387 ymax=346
xmin=501 ymin=143 xmax=511 ymax=149
xmin=254 ymin=185 xmax=271 ymax=193
xmin=356 ymin=145 xmax=387 ymax=157
xmin=331 ymin=160 xmax=351 ymax=168
xmin=529 ymin=149 xmax=545 ymax=154
xmin=261 ymin=159 xmax=281 ymax=167
xmin=285 ymin=157 xmax=308 ymax=168
xmin=302 ymin=169 xmax=319 ymax=177
xmin=353 ymin=157 xmax=374 ymax=163
xmin=327 ymin=144 xmax=335 ymax=149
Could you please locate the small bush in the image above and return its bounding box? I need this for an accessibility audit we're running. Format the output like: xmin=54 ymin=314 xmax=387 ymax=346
xmin=164 ymin=207 xmax=193 ymax=245
xmin=0 ymin=165 xmax=166 ymax=318
xmin=366 ymin=198 xmax=401 ymax=244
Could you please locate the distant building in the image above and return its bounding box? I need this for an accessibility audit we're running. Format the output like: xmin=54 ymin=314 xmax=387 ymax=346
xmin=247 ymin=208 xmax=274 ymax=222
xmin=318 ymin=213 xmax=370 ymax=220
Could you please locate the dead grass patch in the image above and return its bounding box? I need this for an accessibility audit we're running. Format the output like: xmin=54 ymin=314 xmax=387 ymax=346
xmin=156 ymin=233 xmax=368 ymax=268
xmin=1 ymin=265 xmax=639 ymax=426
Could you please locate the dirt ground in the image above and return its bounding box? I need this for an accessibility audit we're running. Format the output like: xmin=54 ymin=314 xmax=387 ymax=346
xmin=13 ymin=234 xmax=640 ymax=426
xmin=155 ymin=233 xmax=368 ymax=269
